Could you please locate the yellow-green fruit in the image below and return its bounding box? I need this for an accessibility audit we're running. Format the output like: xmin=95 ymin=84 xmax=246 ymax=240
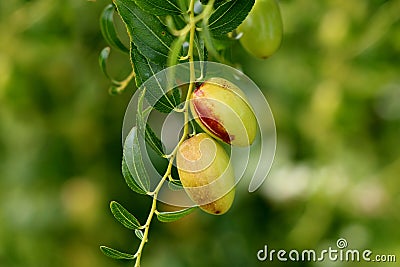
xmin=238 ymin=0 xmax=283 ymax=59
xmin=176 ymin=133 xmax=235 ymax=215
xmin=190 ymin=77 xmax=257 ymax=147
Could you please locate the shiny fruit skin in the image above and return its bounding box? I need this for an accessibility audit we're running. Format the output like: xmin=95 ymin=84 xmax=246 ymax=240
xmin=238 ymin=0 xmax=283 ymax=59
xmin=176 ymin=133 xmax=235 ymax=215
xmin=190 ymin=77 xmax=257 ymax=147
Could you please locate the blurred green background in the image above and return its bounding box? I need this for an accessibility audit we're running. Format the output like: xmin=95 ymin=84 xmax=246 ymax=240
xmin=1 ymin=0 xmax=399 ymax=266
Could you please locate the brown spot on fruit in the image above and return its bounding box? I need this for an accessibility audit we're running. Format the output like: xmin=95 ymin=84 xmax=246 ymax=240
xmin=200 ymin=117 xmax=231 ymax=144
xmin=192 ymin=97 xmax=231 ymax=144
xmin=190 ymin=78 xmax=257 ymax=146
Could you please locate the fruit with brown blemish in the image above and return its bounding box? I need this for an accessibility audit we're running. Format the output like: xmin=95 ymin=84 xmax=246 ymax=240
xmin=176 ymin=133 xmax=235 ymax=215
xmin=190 ymin=77 xmax=257 ymax=146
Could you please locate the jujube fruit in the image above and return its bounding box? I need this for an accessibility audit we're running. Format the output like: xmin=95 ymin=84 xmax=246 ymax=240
xmin=190 ymin=77 xmax=257 ymax=146
xmin=237 ymin=0 xmax=283 ymax=59
xmin=176 ymin=133 xmax=235 ymax=215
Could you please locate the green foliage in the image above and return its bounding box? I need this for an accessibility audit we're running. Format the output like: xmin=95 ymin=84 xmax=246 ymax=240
xmin=130 ymin=43 xmax=181 ymax=113
xmin=99 ymin=47 xmax=113 ymax=80
xmin=122 ymin=157 xmax=148 ymax=195
xmin=113 ymin=0 xmax=175 ymax=64
xmin=110 ymin=201 xmax=141 ymax=229
xmin=156 ymin=207 xmax=197 ymax=222
xmin=100 ymin=246 xmax=136 ymax=260
xmin=135 ymin=229 xmax=144 ymax=240
xmin=100 ymin=4 xmax=129 ymax=53
xmin=123 ymin=126 xmax=151 ymax=193
xmin=134 ymin=0 xmax=183 ymax=15
xmin=208 ymin=0 xmax=255 ymax=36
xmin=103 ymin=0 xmax=254 ymax=94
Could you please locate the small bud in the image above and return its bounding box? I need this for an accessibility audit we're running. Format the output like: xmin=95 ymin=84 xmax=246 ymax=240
xmin=190 ymin=77 xmax=257 ymax=146
xmin=176 ymin=133 xmax=235 ymax=215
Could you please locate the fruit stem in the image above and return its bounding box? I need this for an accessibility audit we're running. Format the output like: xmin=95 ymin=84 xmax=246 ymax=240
xmin=133 ymin=0 xmax=198 ymax=266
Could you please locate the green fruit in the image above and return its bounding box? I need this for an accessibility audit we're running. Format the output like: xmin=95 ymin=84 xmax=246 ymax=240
xmin=176 ymin=133 xmax=235 ymax=215
xmin=190 ymin=77 xmax=257 ymax=146
xmin=238 ymin=0 xmax=283 ymax=59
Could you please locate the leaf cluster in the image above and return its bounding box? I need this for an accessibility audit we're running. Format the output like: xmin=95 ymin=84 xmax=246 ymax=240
xmin=99 ymin=0 xmax=255 ymax=96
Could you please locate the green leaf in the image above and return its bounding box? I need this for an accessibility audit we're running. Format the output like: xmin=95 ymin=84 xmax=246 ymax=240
xmin=145 ymin=123 xmax=164 ymax=156
xmin=114 ymin=0 xmax=175 ymax=64
xmin=130 ymin=44 xmax=180 ymax=113
xmin=136 ymin=89 xmax=165 ymax=157
xmin=134 ymin=0 xmax=183 ymax=15
xmin=131 ymin=44 xmax=180 ymax=113
xmin=110 ymin=201 xmax=141 ymax=230
xmin=99 ymin=47 xmax=113 ymax=81
xmin=135 ymin=229 xmax=144 ymax=240
xmin=208 ymin=0 xmax=255 ymax=36
xmin=100 ymin=4 xmax=129 ymax=53
xmin=100 ymin=246 xmax=136 ymax=260
xmin=156 ymin=207 xmax=197 ymax=223
xmin=172 ymin=85 xmax=181 ymax=105
xmin=122 ymin=157 xmax=147 ymax=194
xmin=123 ymin=126 xmax=150 ymax=193
xmin=130 ymin=43 xmax=164 ymax=87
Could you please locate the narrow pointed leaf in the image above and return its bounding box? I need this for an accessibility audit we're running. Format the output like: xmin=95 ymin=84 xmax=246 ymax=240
xmin=114 ymin=0 xmax=175 ymax=64
xmin=134 ymin=0 xmax=183 ymax=15
xmin=208 ymin=0 xmax=255 ymax=36
xmin=122 ymin=157 xmax=147 ymax=194
xmin=110 ymin=201 xmax=141 ymax=229
xmin=123 ymin=126 xmax=150 ymax=193
xmin=135 ymin=229 xmax=144 ymax=240
xmin=157 ymin=207 xmax=197 ymax=223
xmin=100 ymin=246 xmax=136 ymax=260
xmin=99 ymin=47 xmax=113 ymax=80
xmin=144 ymin=123 xmax=165 ymax=156
xmin=100 ymin=4 xmax=129 ymax=53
